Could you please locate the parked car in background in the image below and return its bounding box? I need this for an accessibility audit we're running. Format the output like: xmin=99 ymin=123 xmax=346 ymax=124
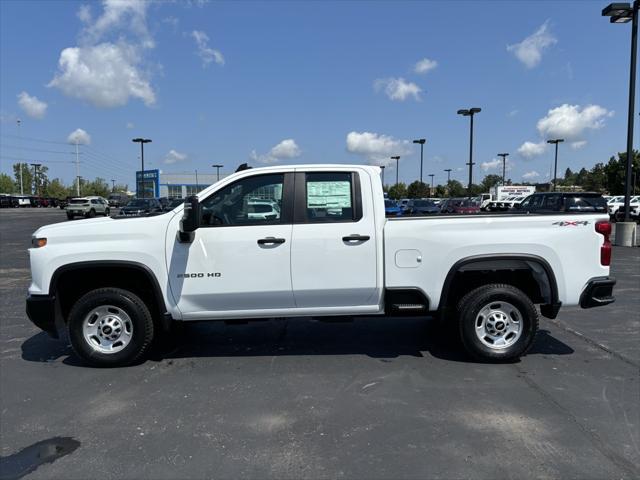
xmin=157 ymin=197 xmax=170 ymax=211
xmin=407 ymin=199 xmax=440 ymax=215
xmin=118 ymin=198 xmax=164 ymax=217
xmin=13 ymin=195 xmax=31 ymax=207
xmin=0 ymin=194 xmax=19 ymax=208
xmin=516 ymin=192 xmax=607 ymax=214
xmin=399 ymin=198 xmax=411 ymax=213
xmin=246 ymin=199 xmax=281 ymax=220
xmin=384 ymin=199 xmax=403 ymax=217
xmin=66 ymin=196 xmax=110 ymax=219
xmin=165 ymin=198 xmax=185 ymax=211
xmin=440 ymin=198 xmax=481 ymax=214
xmin=107 ymin=192 xmax=130 ymax=208
xmin=612 ymin=196 xmax=640 ymax=222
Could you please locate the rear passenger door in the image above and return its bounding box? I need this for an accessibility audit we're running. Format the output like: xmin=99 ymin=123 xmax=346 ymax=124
xmin=290 ymin=170 xmax=378 ymax=308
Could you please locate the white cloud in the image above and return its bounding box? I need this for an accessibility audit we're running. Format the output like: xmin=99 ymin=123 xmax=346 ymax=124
xmin=522 ymin=171 xmax=540 ymax=180
xmin=126 ymin=122 xmax=135 ymax=129
xmin=536 ymin=104 xmax=612 ymax=141
xmin=250 ymin=139 xmax=301 ymax=164
xmin=414 ymin=58 xmax=438 ymax=74
xmin=49 ymin=0 xmax=156 ymax=108
xmin=164 ymin=149 xmax=188 ymax=164
xmin=345 ymin=131 xmax=411 ymax=165
xmin=374 ymin=78 xmax=422 ymax=102
xmin=507 ymin=21 xmax=557 ymax=68
xmin=49 ymin=43 xmax=155 ymax=107
xmin=481 ymin=157 xmax=513 ymax=172
xmin=67 ymin=128 xmax=91 ymax=145
xmin=508 ymin=109 xmax=519 ymax=117
xmin=17 ymin=92 xmax=47 ymax=119
xmin=517 ymin=141 xmax=547 ymax=158
xmin=571 ymin=140 xmax=587 ymax=150
xmin=191 ymin=30 xmax=224 ymax=67
xmin=77 ymin=4 xmax=92 ymax=23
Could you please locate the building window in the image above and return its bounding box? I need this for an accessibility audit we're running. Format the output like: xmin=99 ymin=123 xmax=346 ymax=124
xmin=167 ymin=185 xmax=182 ymax=199
xmin=185 ymin=185 xmax=200 ymax=197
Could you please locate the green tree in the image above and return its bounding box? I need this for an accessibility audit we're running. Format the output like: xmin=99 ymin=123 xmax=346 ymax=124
xmin=480 ymin=174 xmax=502 ymax=192
xmin=44 ymin=178 xmax=69 ymax=199
xmin=446 ymin=180 xmax=465 ymax=197
xmin=0 ymin=173 xmax=14 ymax=193
xmin=12 ymin=163 xmax=32 ymax=195
xmin=83 ymin=177 xmax=110 ymax=197
xmin=434 ymin=184 xmax=447 ymax=198
xmin=407 ymin=181 xmax=429 ymax=199
xmin=603 ymin=151 xmax=640 ymax=194
xmin=387 ymin=182 xmax=407 ymax=200
xmin=112 ymin=183 xmax=129 ymax=193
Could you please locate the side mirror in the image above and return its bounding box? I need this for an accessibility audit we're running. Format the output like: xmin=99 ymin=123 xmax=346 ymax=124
xmin=178 ymin=196 xmax=200 ymax=243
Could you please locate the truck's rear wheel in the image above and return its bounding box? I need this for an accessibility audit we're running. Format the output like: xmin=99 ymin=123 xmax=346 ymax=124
xmin=68 ymin=288 xmax=154 ymax=367
xmin=457 ymin=284 xmax=538 ymax=362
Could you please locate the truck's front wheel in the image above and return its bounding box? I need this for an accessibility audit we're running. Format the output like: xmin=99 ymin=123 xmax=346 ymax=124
xmin=457 ymin=284 xmax=538 ymax=362
xmin=68 ymin=288 xmax=154 ymax=367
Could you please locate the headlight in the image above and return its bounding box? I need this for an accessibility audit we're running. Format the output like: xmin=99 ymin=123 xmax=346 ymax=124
xmin=31 ymin=237 xmax=47 ymax=248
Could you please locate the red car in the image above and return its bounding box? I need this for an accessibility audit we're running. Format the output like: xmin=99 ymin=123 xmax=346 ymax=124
xmin=440 ymin=198 xmax=481 ymax=214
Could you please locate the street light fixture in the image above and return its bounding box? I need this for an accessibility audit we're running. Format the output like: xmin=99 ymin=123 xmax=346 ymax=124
xmin=546 ymin=139 xmax=564 ymax=191
xmin=603 ymin=1 xmax=638 ymax=226
xmin=390 ymin=156 xmax=401 ymax=186
xmin=413 ymin=138 xmax=426 ymax=184
xmin=132 ymin=138 xmax=152 ymax=198
xmin=444 ymin=168 xmax=452 ymax=183
xmin=457 ymin=107 xmax=481 ymax=196
xmin=212 ymin=164 xmax=224 ymax=181
xmin=497 ymin=153 xmax=509 ymax=186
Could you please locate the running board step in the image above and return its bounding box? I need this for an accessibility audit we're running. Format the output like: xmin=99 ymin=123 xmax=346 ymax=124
xmin=391 ymin=304 xmax=427 ymax=311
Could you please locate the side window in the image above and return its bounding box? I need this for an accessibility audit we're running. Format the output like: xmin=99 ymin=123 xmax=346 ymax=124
xmin=199 ymin=173 xmax=284 ymax=226
xmin=543 ymin=195 xmax=561 ymax=210
xmin=91 ymin=199 xmax=98 ymax=204
xmin=304 ymin=172 xmax=359 ymax=222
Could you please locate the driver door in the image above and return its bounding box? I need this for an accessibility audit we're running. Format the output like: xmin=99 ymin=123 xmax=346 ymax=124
xmin=167 ymin=172 xmax=295 ymax=319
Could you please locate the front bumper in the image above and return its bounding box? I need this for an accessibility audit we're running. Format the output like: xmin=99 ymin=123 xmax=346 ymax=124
xmin=26 ymin=294 xmax=59 ymax=338
xmin=580 ymin=277 xmax=616 ymax=309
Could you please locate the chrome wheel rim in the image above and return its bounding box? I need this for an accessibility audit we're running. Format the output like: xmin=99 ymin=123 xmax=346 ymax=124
xmin=474 ymin=301 xmax=522 ymax=350
xmin=83 ymin=305 xmax=133 ymax=354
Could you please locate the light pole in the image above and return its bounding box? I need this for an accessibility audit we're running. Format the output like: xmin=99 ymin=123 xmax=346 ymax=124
xmin=497 ymin=153 xmax=509 ymax=186
xmin=17 ymin=119 xmax=24 ymax=195
xmin=195 ymin=169 xmax=199 ymax=191
xmin=391 ymin=156 xmax=400 ymax=186
xmin=428 ymin=173 xmax=435 ymax=195
xmin=111 ymin=179 xmax=116 ymax=191
xmin=547 ymin=139 xmax=564 ymax=191
xmin=444 ymin=168 xmax=452 ymax=183
xmin=457 ymin=107 xmax=481 ymax=196
xmin=380 ymin=165 xmax=385 ymax=186
xmin=603 ymin=2 xmax=638 ymax=223
xmin=212 ymin=164 xmax=224 ymax=181
xmin=132 ymin=138 xmax=151 ymax=198
xmin=413 ymin=138 xmax=426 ymax=184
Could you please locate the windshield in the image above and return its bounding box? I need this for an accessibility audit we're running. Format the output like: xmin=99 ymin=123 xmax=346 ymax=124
xmin=127 ymin=199 xmax=151 ymax=208
xmin=168 ymin=198 xmax=184 ymax=208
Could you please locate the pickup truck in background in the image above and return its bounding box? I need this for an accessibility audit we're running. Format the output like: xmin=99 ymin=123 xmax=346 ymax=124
xmin=26 ymin=165 xmax=615 ymax=367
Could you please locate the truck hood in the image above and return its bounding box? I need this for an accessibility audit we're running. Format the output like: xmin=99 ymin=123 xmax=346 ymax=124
xmin=33 ymin=214 xmax=171 ymax=239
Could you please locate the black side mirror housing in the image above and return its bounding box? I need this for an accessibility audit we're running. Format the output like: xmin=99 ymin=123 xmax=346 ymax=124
xmin=179 ymin=196 xmax=200 ymax=243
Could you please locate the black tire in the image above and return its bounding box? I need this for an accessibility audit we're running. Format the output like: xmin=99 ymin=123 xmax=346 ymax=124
xmin=105 ymin=208 xmax=111 ymax=216
xmin=86 ymin=209 xmax=96 ymax=218
xmin=68 ymin=288 xmax=154 ymax=367
xmin=66 ymin=212 xmax=74 ymax=220
xmin=457 ymin=284 xmax=538 ymax=362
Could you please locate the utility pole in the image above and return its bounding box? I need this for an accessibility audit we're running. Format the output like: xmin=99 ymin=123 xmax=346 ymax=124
xmin=30 ymin=163 xmax=41 ymax=196
xmin=413 ymin=139 xmax=426 ymax=184
xmin=444 ymin=168 xmax=452 ymax=183
xmin=212 ymin=164 xmax=224 ymax=181
xmin=17 ymin=119 xmax=24 ymax=195
xmin=380 ymin=165 xmax=385 ymax=186
xmin=391 ymin=156 xmax=400 ymax=186
xmin=547 ymin=139 xmax=564 ymax=191
xmin=74 ymin=141 xmax=80 ymax=196
xmin=195 ymin=169 xmax=199 ymax=191
xmin=497 ymin=153 xmax=509 ymax=186
xmin=429 ymin=173 xmax=435 ymax=195
xmin=111 ymin=179 xmax=116 ymax=191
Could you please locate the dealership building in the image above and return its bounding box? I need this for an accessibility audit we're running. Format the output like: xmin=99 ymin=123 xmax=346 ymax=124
xmin=136 ymin=170 xmax=230 ymax=199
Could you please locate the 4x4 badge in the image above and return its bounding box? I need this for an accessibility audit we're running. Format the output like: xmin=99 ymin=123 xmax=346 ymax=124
xmin=552 ymin=221 xmax=589 ymax=226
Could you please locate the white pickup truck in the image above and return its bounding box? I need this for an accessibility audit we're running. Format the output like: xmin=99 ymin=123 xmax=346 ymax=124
xmin=26 ymin=165 xmax=616 ymax=367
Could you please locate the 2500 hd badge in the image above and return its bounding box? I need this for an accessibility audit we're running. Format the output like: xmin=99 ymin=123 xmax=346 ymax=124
xmin=177 ymin=272 xmax=222 ymax=278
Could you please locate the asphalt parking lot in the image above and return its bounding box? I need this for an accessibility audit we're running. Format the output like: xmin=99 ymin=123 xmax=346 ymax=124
xmin=0 ymin=208 xmax=638 ymax=480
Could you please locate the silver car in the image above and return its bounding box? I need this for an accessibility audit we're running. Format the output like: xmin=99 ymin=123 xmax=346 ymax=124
xmin=66 ymin=196 xmax=110 ymax=220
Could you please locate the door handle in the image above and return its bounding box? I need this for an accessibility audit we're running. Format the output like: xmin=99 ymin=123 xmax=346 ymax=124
xmin=342 ymin=234 xmax=370 ymax=242
xmin=257 ymin=237 xmax=286 ymax=245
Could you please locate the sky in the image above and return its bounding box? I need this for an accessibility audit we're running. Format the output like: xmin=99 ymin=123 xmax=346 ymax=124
xmin=0 ymin=0 xmax=636 ymax=188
